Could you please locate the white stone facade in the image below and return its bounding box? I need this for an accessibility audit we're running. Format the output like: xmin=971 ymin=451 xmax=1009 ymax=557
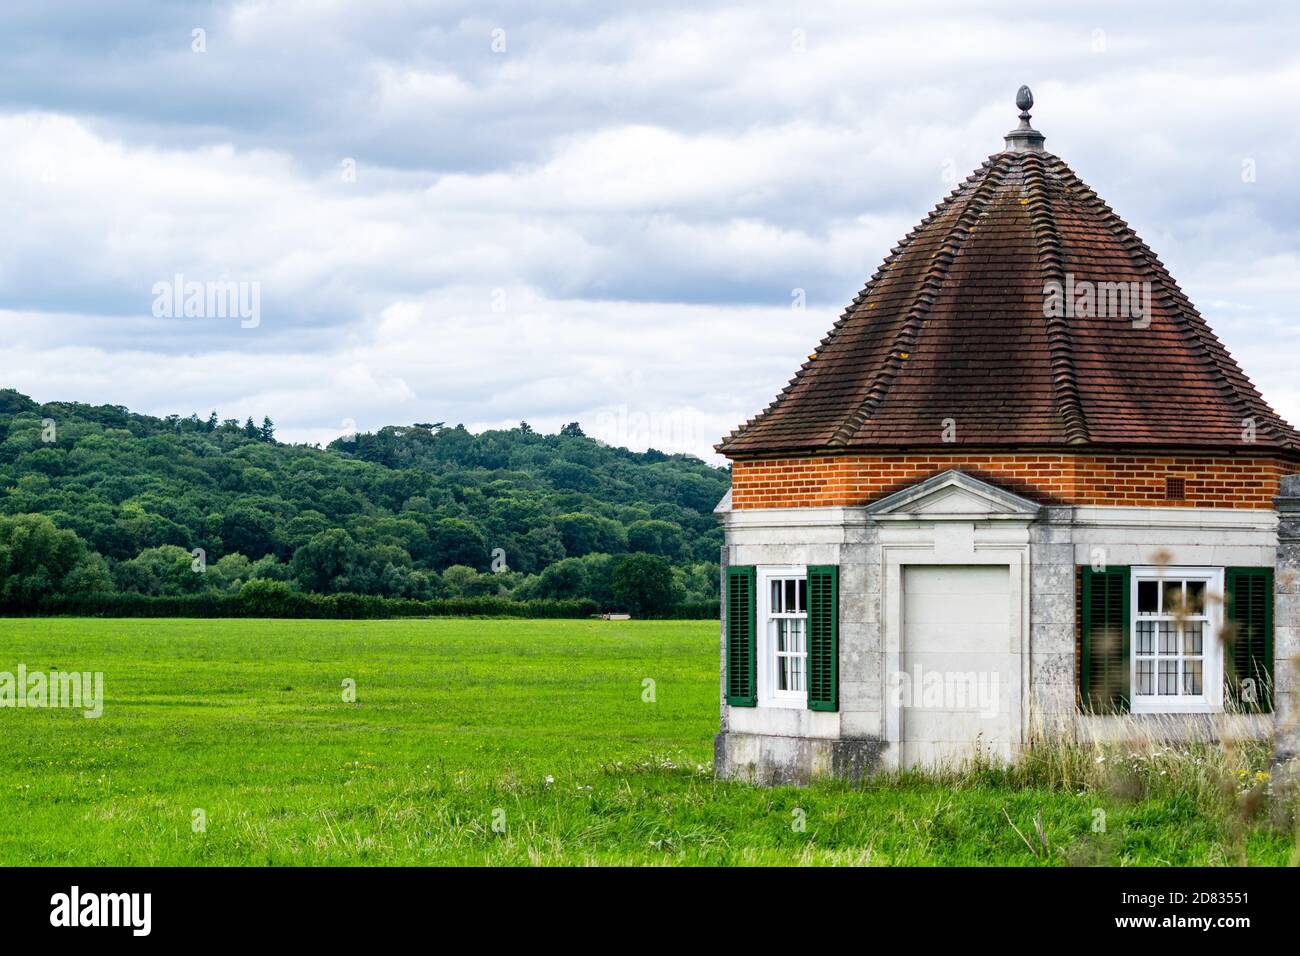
xmin=715 ymin=470 xmax=1281 ymax=784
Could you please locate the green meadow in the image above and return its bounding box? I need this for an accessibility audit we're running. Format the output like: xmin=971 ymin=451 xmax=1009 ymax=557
xmin=0 ymin=618 xmax=1292 ymax=866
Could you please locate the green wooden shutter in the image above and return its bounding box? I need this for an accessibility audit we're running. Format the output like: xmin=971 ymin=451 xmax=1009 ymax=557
xmin=725 ymin=566 xmax=757 ymax=707
xmin=1080 ymin=566 xmax=1130 ymax=713
xmin=1225 ymin=568 xmax=1273 ymax=713
xmin=807 ymin=565 xmax=839 ymax=712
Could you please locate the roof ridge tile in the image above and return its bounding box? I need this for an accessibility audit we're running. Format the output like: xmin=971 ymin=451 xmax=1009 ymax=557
xmin=1047 ymin=156 xmax=1299 ymax=453
xmin=1022 ymin=151 xmax=1090 ymax=444
xmin=715 ymin=159 xmax=1000 ymax=453
xmin=828 ymin=155 xmax=1014 ymax=446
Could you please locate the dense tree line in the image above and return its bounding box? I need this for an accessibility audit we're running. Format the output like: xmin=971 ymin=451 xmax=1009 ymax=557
xmin=0 ymin=390 xmax=726 ymax=616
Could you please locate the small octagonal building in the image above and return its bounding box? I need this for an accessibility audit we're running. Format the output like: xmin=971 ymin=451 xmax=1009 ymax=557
xmin=714 ymin=88 xmax=1300 ymax=783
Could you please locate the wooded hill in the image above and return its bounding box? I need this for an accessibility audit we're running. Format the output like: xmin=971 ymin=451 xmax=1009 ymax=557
xmin=0 ymin=389 xmax=728 ymax=615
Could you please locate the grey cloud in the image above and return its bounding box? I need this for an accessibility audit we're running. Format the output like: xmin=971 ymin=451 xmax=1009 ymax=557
xmin=2 ymin=0 xmax=1299 ymax=455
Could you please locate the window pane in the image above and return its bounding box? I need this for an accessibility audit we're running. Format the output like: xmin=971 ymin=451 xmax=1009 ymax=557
xmin=1186 ymin=581 xmax=1205 ymax=614
xmin=1158 ymin=621 xmax=1176 ymax=654
xmin=1136 ymin=621 xmax=1154 ymax=654
xmin=1136 ymin=659 xmax=1154 ymax=695
xmin=767 ymin=577 xmax=808 ymax=698
xmin=1138 ymin=580 xmax=1159 ymax=613
xmin=1163 ymin=582 xmax=1182 ymax=615
xmin=1182 ymin=660 xmax=1203 ymax=696
xmin=774 ymin=619 xmax=807 ymax=693
xmin=1182 ymin=621 xmax=1203 ymax=655
xmin=1159 ymin=660 xmax=1178 ymax=695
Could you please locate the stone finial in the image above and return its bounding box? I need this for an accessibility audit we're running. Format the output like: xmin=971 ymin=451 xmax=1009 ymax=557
xmin=1016 ymin=85 xmax=1034 ymax=117
xmin=1005 ymin=84 xmax=1046 ymax=153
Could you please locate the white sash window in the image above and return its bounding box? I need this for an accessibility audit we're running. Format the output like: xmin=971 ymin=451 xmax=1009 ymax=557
xmin=758 ymin=567 xmax=807 ymax=708
xmin=1130 ymin=567 xmax=1223 ymax=714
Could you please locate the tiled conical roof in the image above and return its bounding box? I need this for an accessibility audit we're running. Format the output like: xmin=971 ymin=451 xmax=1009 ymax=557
xmin=718 ymin=89 xmax=1300 ymax=459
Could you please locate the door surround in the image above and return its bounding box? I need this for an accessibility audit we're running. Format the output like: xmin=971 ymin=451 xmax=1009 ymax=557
xmin=867 ymin=471 xmax=1039 ymax=770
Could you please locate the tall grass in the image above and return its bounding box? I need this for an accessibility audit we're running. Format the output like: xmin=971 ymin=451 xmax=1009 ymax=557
xmin=854 ymin=710 xmax=1299 ymax=866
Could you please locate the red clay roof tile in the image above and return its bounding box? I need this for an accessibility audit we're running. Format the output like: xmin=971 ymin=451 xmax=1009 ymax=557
xmin=718 ymin=133 xmax=1300 ymax=460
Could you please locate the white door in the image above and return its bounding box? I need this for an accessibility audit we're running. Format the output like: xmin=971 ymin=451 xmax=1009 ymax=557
xmin=901 ymin=565 xmax=1018 ymax=768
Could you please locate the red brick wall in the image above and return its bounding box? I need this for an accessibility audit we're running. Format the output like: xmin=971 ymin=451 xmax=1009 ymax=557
xmin=729 ymin=453 xmax=1298 ymax=510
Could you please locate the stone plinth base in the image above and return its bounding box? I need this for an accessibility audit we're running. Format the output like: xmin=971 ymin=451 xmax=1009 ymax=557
xmin=714 ymin=732 xmax=884 ymax=786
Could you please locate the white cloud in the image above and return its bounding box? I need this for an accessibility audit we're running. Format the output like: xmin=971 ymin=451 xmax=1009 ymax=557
xmin=1 ymin=286 xmax=821 ymax=463
xmin=2 ymin=0 xmax=1299 ymax=459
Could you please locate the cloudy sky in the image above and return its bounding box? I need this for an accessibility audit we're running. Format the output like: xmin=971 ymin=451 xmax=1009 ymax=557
xmin=2 ymin=1 xmax=1298 ymax=460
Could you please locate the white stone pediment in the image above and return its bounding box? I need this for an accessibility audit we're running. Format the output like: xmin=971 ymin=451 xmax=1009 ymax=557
xmin=865 ymin=469 xmax=1041 ymax=521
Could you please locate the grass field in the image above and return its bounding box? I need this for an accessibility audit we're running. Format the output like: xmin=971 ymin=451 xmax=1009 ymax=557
xmin=0 ymin=618 xmax=1294 ymax=866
